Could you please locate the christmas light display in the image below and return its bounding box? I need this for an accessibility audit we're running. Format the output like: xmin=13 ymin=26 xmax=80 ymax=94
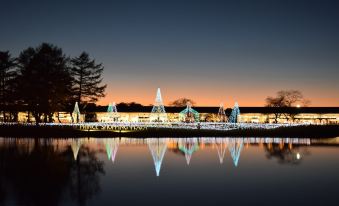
xmin=228 ymin=139 xmax=244 ymax=167
xmin=179 ymin=102 xmax=200 ymax=122
xmin=72 ymin=102 xmax=81 ymax=123
xmin=217 ymin=102 xmax=227 ymax=122
xmin=104 ymin=138 xmax=119 ymax=162
xmin=71 ymin=139 xmax=82 ymax=160
xmin=216 ymin=139 xmax=227 ymax=164
xmin=229 ymin=102 xmax=240 ymax=123
xmin=150 ymin=88 xmax=168 ymax=122
xmin=178 ymin=138 xmax=199 ymax=165
xmin=107 ymin=102 xmax=119 ymax=122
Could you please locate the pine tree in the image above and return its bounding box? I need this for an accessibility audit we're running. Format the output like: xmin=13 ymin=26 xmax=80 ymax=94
xmin=0 ymin=51 xmax=17 ymax=122
xmin=71 ymin=52 xmax=106 ymax=106
xmin=17 ymin=43 xmax=72 ymax=123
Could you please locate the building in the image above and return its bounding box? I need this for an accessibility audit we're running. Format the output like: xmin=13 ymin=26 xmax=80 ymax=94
xmin=7 ymin=106 xmax=339 ymax=124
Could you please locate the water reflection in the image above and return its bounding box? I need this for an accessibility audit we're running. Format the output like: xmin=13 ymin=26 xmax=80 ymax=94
xmin=147 ymin=138 xmax=167 ymax=176
xmin=1 ymin=137 xmax=338 ymax=206
xmin=0 ymin=138 xmax=104 ymax=206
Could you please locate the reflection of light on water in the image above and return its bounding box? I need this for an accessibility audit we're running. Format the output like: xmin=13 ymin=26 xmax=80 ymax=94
xmin=0 ymin=137 xmax=313 ymax=176
xmin=296 ymin=153 xmax=301 ymax=160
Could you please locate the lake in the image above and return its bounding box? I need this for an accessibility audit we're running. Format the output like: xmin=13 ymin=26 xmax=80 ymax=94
xmin=1 ymin=137 xmax=339 ymax=206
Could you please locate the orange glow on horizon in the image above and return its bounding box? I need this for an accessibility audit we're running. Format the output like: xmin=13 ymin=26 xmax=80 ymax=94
xmin=97 ymin=87 xmax=339 ymax=108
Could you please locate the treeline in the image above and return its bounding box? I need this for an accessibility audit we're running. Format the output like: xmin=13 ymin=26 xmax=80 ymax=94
xmin=0 ymin=43 xmax=106 ymax=123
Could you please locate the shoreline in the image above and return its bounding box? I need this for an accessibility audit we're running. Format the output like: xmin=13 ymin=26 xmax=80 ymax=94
xmin=0 ymin=124 xmax=338 ymax=138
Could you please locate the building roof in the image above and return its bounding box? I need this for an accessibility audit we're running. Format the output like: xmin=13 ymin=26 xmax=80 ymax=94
xmin=232 ymin=107 xmax=339 ymax=114
xmin=92 ymin=106 xmax=339 ymax=114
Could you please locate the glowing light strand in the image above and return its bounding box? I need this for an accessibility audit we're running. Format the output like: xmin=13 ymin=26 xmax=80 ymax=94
xmin=151 ymin=88 xmax=168 ymax=122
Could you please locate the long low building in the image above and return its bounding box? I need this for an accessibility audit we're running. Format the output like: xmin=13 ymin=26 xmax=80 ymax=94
xmin=13 ymin=106 xmax=338 ymax=124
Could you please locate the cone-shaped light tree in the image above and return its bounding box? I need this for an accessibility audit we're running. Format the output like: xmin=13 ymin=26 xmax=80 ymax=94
xmin=229 ymin=102 xmax=240 ymax=123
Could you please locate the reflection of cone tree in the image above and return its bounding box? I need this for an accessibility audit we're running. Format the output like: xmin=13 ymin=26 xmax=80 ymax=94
xmin=71 ymin=139 xmax=82 ymax=160
xmin=216 ymin=139 xmax=227 ymax=164
xmin=103 ymin=138 xmax=119 ymax=162
xmin=148 ymin=138 xmax=167 ymax=176
xmin=111 ymin=141 xmax=119 ymax=163
xmin=228 ymin=139 xmax=244 ymax=167
xmin=178 ymin=138 xmax=199 ymax=165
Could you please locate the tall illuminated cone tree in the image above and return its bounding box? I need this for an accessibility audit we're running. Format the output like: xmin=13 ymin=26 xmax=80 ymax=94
xmin=107 ymin=102 xmax=119 ymax=122
xmin=217 ymin=102 xmax=227 ymax=122
xmin=229 ymin=102 xmax=240 ymax=123
xmin=72 ymin=102 xmax=81 ymax=123
xmin=150 ymin=88 xmax=167 ymax=122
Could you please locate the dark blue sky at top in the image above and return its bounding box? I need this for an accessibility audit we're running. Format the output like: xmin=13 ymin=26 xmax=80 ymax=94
xmin=1 ymin=0 xmax=339 ymax=106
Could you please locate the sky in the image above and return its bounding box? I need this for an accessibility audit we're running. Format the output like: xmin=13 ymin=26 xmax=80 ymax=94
xmin=1 ymin=0 xmax=339 ymax=107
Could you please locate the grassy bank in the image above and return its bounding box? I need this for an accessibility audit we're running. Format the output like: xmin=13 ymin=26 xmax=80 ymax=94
xmin=0 ymin=124 xmax=339 ymax=138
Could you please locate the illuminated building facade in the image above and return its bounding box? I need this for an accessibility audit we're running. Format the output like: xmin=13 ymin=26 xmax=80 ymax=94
xmin=10 ymin=106 xmax=339 ymax=124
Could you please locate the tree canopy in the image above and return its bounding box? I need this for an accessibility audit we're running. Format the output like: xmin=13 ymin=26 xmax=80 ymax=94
xmin=0 ymin=51 xmax=17 ymax=121
xmin=0 ymin=43 xmax=107 ymax=123
xmin=266 ymin=90 xmax=310 ymax=122
xmin=170 ymin=98 xmax=196 ymax=107
xmin=17 ymin=43 xmax=72 ymax=123
xmin=71 ymin=52 xmax=106 ymax=105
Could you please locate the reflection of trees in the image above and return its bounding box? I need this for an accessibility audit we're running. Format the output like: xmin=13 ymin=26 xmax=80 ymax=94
xmin=0 ymin=139 xmax=71 ymax=206
xmin=0 ymin=139 xmax=104 ymax=206
xmin=264 ymin=143 xmax=303 ymax=164
xmin=70 ymin=146 xmax=105 ymax=206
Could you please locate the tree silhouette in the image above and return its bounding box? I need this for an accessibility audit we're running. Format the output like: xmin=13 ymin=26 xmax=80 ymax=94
xmin=266 ymin=90 xmax=310 ymax=122
xmin=0 ymin=51 xmax=17 ymax=122
xmin=0 ymin=139 xmax=105 ymax=206
xmin=170 ymin=98 xmax=196 ymax=106
xmin=16 ymin=43 xmax=73 ymax=123
xmin=71 ymin=52 xmax=106 ymax=108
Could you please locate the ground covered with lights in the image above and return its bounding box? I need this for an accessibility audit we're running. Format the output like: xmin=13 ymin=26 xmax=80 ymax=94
xmin=0 ymin=122 xmax=338 ymax=138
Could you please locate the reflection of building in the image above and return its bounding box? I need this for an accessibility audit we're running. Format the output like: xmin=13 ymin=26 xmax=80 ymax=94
xmin=14 ymin=106 xmax=339 ymax=124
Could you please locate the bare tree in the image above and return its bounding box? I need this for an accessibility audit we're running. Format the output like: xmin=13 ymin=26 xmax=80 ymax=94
xmin=276 ymin=90 xmax=304 ymax=107
xmin=265 ymin=96 xmax=284 ymax=123
xmin=170 ymin=98 xmax=196 ymax=107
xmin=266 ymin=90 xmax=310 ymax=123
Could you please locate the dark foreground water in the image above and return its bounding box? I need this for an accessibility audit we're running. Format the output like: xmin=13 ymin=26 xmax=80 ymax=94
xmin=1 ymin=137 xmax=339 ymax=206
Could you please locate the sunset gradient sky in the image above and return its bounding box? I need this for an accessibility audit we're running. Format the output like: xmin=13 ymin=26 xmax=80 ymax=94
xmin=1 ymin=0 xmax=339 ymax=107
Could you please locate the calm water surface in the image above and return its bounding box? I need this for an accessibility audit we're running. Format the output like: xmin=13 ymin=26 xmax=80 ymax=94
xmin=1 ymin=137 xmax=339 ymax=206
